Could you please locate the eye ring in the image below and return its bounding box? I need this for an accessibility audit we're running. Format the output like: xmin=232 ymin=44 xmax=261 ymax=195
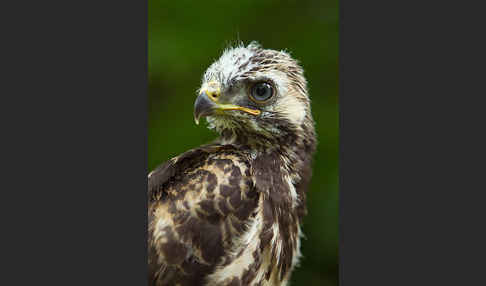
xmin=249 ymin=82 xmax=274 ymax=103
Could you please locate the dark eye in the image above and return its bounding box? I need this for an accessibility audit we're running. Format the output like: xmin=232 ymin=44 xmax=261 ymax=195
xmin=250 ymin=82 xmax=274 ymax=102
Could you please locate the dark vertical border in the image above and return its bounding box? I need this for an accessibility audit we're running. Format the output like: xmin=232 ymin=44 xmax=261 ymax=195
xmin=1 ymin=0 xmax=147 ymax=284
xmin=342 ymin=0 xmax=486 ymax=285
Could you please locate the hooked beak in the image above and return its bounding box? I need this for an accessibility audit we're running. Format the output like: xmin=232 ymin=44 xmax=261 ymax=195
xmin=193 ymin=83 xmax=261 ymax=125
xmin=193 ymin=91 xmax=217 ymax=125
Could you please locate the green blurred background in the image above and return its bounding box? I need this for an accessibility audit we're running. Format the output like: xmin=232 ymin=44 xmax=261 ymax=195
xmin=148 ymin=0 xmax=338 ymax=285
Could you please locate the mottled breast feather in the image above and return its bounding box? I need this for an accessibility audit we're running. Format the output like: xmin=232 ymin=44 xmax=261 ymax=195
xmin=148 ymin=144 xmax=258 ymax=286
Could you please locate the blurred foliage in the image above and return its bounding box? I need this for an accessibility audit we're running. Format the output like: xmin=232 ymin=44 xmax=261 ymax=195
xmin=148 ymin=0 xmax=338 ymax=285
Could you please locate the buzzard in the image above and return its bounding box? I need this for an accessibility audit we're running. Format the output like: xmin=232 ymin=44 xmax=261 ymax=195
xmin=148 ymin=42 xmax=317 ymax=286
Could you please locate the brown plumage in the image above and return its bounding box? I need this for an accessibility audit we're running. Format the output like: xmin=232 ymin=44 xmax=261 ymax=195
xmin=148 ymin=42 xmax=316 ymax=286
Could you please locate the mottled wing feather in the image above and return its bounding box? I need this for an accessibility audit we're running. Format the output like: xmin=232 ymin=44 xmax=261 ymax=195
xmin=148 ymin=145 xmax=258 ymax=286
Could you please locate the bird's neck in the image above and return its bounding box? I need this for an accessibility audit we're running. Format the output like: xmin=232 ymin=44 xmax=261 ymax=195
xmin=217 ymin=121 xmax=316 ymax=181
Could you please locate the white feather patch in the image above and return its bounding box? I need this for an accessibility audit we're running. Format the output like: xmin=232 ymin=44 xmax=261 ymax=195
xmin=285 ymin=175 xmax=299 ymax=208
xmin=274 ymin=93 xmax=306 ymax=126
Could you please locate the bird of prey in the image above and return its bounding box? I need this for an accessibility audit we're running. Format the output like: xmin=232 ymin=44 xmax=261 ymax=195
xmin=148 ymin=42 xmax=317 ymax=286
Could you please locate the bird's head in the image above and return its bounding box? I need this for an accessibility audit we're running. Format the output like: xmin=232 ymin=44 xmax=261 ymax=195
xmin=194 ymin=42 xmax=315 ymax=148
